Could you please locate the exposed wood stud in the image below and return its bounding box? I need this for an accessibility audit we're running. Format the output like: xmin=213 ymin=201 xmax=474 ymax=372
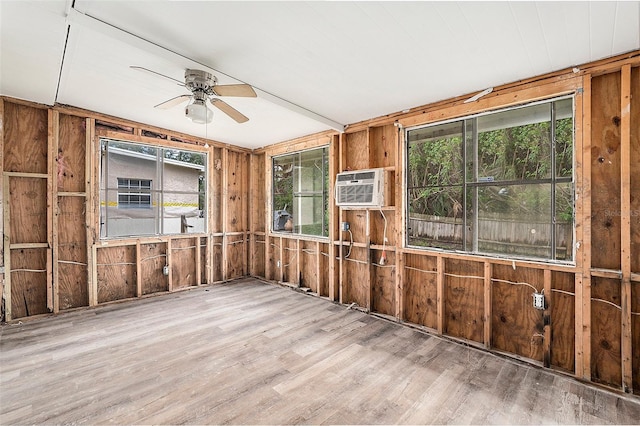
xmin=3 ymin=176 xmax=12 ymax=321
xmin=544 ymin=268 xmax=552 ymax=368
xmin=620 ymin=64 xmax=633 ymax=393
xmin=49 ymin=109 xmax=58 ymax=313
xmin=484 ymin=261 xmax=492 ymax=349
xmin=437 ymin=255 xmax=444 ymax=335
xmin=221 ymin=148 xmax=228 ymax=281
xmin=579 ymin=74 xmax=593 ymax=380
xmin=135 ymin=241 xmax=142 ymax=297
xmin=167 ymin=239 xmax=173 ymax=292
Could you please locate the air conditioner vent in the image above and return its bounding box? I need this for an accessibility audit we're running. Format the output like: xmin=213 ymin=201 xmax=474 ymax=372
xmin=335 ymin=168 xmax=385 ymax=208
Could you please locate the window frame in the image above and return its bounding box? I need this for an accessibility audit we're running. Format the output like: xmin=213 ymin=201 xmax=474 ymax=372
xmin=100 ymin=138 xmax=207 ymax=239
xmin=405 ymin=95 xmax=575 ymax=263
xmin=271 ymin=145 xmax=330 ymax=238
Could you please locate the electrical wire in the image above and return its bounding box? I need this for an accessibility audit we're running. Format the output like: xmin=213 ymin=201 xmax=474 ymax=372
xmin=379 ymin=208 xmax=388 ymax=265
xmin=345 ymin=229 xmax=353 ymax=258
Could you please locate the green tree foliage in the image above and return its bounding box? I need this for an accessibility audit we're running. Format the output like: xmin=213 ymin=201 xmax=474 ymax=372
xmin=408 ymin=113 xmax=573 ymax=223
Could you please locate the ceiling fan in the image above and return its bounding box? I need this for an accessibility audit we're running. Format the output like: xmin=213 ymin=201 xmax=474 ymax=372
xmin=131 ymin=66 xmax=257 ymax=124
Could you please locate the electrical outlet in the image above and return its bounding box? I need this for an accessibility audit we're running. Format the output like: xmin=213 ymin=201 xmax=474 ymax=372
xmin=277 ymin=260 xmax=281 ymax=268
xmin=341 ymin=222 xmax=350 ymax=231
xmin=532 ymin=292 xmax=545 ymax=310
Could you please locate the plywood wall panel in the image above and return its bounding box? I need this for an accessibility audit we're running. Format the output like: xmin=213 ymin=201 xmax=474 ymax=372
xmin=226 ymin=235 xmax=245 ymax=280
xmin=252 ymin=153 xmax=266 ymax=233
xmin=403 ymin=254 xmax=438 ymax=329
xmin=10 ymin=248 xmax=48 ymax=318
xmin=491 ymin=265 xmax=544 ymax=362
xmin=171 ymin=238 xmax=197 ymax=290
xmin=550 ymin=271 xmax=575 ymax=373
xmin=300 ymin=240 xmax=317 ymax=292
xmin=444 ymin=259 xmax=484 ymax=343
xmin=371 ymin=250 xmax=395 ymax=316
xmin=318 ymin=243 xmax=329 ymax=297
xmin=226 ymin=151 xmax=246 ymax=233
xmin=632 ymin=280 xmax=640 ymax=395
xmin=590 ymin=277 xmax=622 ymax=388
xmin=630 ymin=68 xmax=640 ymax=273
xmin=343 ymin=130 xmax=369 ymax=171
xmin=369 ymin=125 xmax=396 ymax=169
xmin=9 ymin=177 xmax=47 ymax=244
xmin=253 ymin=236 xmax=266 ymax=278
xmin=57 ymin=196 xmax=88 ymax=310
xmin=343 ymin=246 xmax=368 ymax=308
xmin=590 ymin=72 xmax=622 ymax=270
xmin=140 ymin=242 xmax=168 ymax=295
xmin=210 ymin=148 xmax=223 ymax=233
xmin=96 ymin=246 xmax=136 ymax=303
xmin=3 ymin=102 xmax=47 ymax=174
xmin=212 ymin=237 xmax=223 ymax=282
xmin=57 ymin=114 xmax=86 ymax=193
xmin=199 ymin=237 xmax=207 ymax=284
xmin=343 ymin=210 xmax=367 ymax=243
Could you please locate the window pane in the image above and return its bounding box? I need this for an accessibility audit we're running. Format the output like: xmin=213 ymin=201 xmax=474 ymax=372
xmin=103 ymin=189 xmax=158 ymax=237
xmin=408 ymin=186 xmax=464 ymax=250
xmin=100 ymin=139 xmax=207 ymax=238
xmin=555 ymin=99 xmax=574 ymax=178
xmin=555 ymin=182 xmax=574 ymax=261
xmin=408 ymin=122 xmax=464 ymax=187
xmin=475 ymin=183 xmax=552 ymax=259
xmin=272 ymin=147 xmax=328 ymax=237
xmin=476 ymin=103 xmax=552 ymax=182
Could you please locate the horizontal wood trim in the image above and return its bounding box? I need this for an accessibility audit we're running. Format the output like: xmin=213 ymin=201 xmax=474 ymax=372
xmin=399 ymin=77 xmax=580 ymax=129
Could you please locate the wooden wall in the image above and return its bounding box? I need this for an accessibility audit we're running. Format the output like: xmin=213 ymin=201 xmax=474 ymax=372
xmin=2 ymin=51 xmax=639 ymax=398
xmin=1 ymin=99 xmax=252 ymax=321
xmin=258 ymin=51 xmax=640 ymax=396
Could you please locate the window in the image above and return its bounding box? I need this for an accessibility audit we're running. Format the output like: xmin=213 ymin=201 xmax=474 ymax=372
xmin=100 ymin=139 xmax=207 ymax=238
xmin=272 ymin=146 xmax=329 ymax=237
xmin=406 ymin=97 xmax=574 ymax=261
xmin=117 ymin=178 xmax=152 ymax=208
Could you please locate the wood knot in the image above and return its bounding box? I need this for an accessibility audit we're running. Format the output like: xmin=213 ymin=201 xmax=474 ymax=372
xmin=600 ymin=339 xmax=611 ymax=350
xmin=604 ymin=220 xmax=612 ymax=228
xmin=598 ymin=157 xmax=605 ymax=163
xmin=612 ymin=116 xmax=621 ymax=127
xmin=500 ymin=314 xmax=507 ymax=323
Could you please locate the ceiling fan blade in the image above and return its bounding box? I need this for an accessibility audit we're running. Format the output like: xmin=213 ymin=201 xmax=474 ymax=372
xmin=212 ymin=84 xmax=257 ymax=98
xmin=130 ymin=66 xmax=185 ymax=86
xmin=154 ymin=94 xmax=191 ymax=109
xmin=210 ymin=99 xmax=249 ymax=123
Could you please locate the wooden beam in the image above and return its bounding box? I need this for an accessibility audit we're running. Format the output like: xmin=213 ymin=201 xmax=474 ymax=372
xmin=0 ymin=98 xmax=4 ymax=271
xmin=395 ymin=123 xmax=404 ymax=320
xmin=437 ymin=255 xmax=444 ymax=335
xmin=484 ymin=261 xmax=492 ymax=349
xmin=90 ymin=244 xmax=98 ymax=306
xmin=135 ymin=241 xmax=142 ymax=297
xmin=196 ymin=237 xmax=202 ymax=286
xmin=249 ymin=154 xmax=256 ymax=277
xmin=87 ymin=118 xmax=97 ymax=305
xmin=543 ymin=269 xmax=552 ymax=368
xmin=167 ymin=239 xmax=173 ymax=292
xmin=221 ymin=148 xmax=228 ymax=281
xmin=578 ymin=74 xmax=592 ymax=381
xmin=619 ymin=64 xmax=633 ymax=393
xmin=3 ymin=176 xmax=12 ymax=321
xmin=48 ymin=109 xmax=58 ymax=313
xmin=328 ymin=134 xmax=339 ymax=301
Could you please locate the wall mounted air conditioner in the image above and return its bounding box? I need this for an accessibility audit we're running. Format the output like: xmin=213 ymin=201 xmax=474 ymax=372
xmin=335 ymin=168 xmax=385 ymax=208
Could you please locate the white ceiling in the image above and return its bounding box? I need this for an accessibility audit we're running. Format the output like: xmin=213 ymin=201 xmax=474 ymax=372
xmin=2 ymin=1 xmax=639 ymax=149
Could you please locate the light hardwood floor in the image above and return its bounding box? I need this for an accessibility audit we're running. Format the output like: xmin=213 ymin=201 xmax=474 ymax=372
xmin=1 ymin=278 xmax=639 ymax=425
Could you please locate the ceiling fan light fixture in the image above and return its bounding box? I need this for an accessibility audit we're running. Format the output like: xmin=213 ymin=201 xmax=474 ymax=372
xmin=185 ymin=99 xmax=213 ymax=124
